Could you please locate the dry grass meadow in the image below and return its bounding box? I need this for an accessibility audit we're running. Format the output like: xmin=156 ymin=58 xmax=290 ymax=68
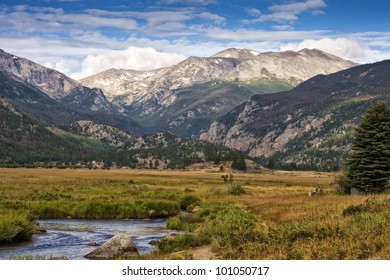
xmin=1 ymin=168 xmax=390 ymax=259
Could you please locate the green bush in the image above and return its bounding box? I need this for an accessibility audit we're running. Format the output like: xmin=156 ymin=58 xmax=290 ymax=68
xmin=226 ymin=184 xmax=246 ymax=196
xmin=157 ymin=233 xmax=202 ymax=253
xmin=166 ymin=215 xmax=185 ymax=230
xmin=198 ymin=207 xmax=264 ymax=250
xmin=179 ymin=195 xmax=200 ymax=211
xmin=0 ymin=210 xmax=37 ymax=244
xmin=166 ymin=214 xmax=201 ymax=231
xmin=142 ymin=201 xmax=180 ymax=218
xmin=335 ymin=173 xmax=351 ymax=194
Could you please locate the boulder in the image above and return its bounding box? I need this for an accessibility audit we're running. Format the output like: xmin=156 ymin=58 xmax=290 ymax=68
xmin=84 ymin=235 xmax=139 ymax=260
xmin=148 ymin=240 xmax=159 ymax=245
xmin=192 ymin=206 xmax=202 ymax=213
xmin=86 ymin=242 xmax=97 ymax=246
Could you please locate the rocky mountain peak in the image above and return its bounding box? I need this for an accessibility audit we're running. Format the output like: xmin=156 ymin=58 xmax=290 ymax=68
xmin=212 ymin=48 xmax=260 ymax=60
xmin=0 ymin=49 xmax=115 ymax=112
xmin=0 ymin=49 xmax=78 ymax=100
xmin=79 ymin=48 xmax=357 ymax=138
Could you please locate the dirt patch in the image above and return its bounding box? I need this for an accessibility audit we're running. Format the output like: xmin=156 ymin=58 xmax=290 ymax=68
xmin=191 ymin=246 xmax=216 ymax=260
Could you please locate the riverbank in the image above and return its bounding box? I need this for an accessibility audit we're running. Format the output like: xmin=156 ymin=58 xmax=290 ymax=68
xmin=0 ymin=219 xmax=174 ymax=260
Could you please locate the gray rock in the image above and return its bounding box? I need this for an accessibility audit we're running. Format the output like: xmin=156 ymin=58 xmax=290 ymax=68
xmin=192 ymin=206 xmax=202 ymax=213
xmin=84 ymin=235 xmax=139 ymax=260
xmin=148 ymin=240 xmax=159 ymax=245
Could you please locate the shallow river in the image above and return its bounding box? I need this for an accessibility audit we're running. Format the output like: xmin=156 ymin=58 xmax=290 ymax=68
xmin=0 ymin=219 xmax=174 ymax=260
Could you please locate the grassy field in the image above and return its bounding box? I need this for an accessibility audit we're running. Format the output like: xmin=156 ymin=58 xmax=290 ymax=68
xmin=1 ymin=168 xmax=390 ymax=259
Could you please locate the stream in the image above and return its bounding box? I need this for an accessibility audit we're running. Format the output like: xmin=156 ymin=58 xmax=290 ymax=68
xmin=0 ymin=219 xmax=175 ymax=260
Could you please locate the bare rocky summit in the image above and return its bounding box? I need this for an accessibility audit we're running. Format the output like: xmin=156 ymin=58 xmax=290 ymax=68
xmin=80 ymin=48 xmax=356 ymax=104
xmin=0 ymin=49 xmax=113 ymax=112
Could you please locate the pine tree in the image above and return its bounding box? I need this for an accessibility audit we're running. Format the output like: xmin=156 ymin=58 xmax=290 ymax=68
xmin=347 ymin=102 xmax=390 ymax=193
xmin=232 ymin=157 xmax=247 ymax=171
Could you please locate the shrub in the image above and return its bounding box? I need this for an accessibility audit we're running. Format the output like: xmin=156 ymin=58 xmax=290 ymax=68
xmin=226 ymin=184 xmax=246 ymax=196
xmin=198 ymin=207 xmax=264 ymax=250
xmin=166 ymin=214 xmax=202 ymax=231
xmin=179 ymin=195 xmax=200 ymax=211
xmin=0 ymin=210 xmax=37 ymax=244
xmin=335 ymin=173 xmax=351 ymax=194
xmin=157 ymin=233 xmax=202 ymax=253
xmin=143 ymin=201 xmax=180 ymax=218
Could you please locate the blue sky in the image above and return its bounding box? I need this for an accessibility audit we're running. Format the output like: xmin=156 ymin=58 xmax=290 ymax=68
xmin=1 ymin=0 xmax=389 ymax=78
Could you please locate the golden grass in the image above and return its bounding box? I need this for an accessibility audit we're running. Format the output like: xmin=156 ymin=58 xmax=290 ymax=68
xmin=2 ymin=168 xmax=390 ymax=259
xmin=0 ymin=168 xmax=369 ymax=221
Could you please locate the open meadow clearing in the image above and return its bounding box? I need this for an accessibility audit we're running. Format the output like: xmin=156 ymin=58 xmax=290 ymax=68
xmin=1 ymin=168 xmax=390 ymax=259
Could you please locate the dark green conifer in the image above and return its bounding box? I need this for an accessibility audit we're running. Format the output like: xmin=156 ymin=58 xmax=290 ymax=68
xmin=347 ymin=102 xmax=390 ymax=193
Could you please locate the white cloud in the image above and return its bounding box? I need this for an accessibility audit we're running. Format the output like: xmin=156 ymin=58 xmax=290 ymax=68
xmin=273 ymin=25 xmax=294 ymax=31
xmin=72 ymin=46 xmax=186 ymax=79
xmin=258 ymin=13 xmax=299 ymax=23
xmin=197 ymin=12 xmax=225 ymax=25
xmin=44 ymin=58 xmax=81 ymax=76
xmin=161 ymin=0 xmax=217 ymax=5
xmin=247 ymin=8 xmax=262 ymax=17
xmin=246 ymin=0 xmax=327 ymax=24
xmin=269 ymin=0 xmax=327 ymax=14
xmin=206 ymin=28 xmax=327 ymax=41
xmin=280 ymin=37 xmax=384 ymax=63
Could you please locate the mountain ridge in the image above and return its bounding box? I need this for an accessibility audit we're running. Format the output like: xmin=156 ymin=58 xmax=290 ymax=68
xmin=79 ymin=48 xmax=356 ymax=138
xmin=0 ymin=49 xmax=143 ymax=134
xmin=200 ymin=60 xmax=390 ymax=170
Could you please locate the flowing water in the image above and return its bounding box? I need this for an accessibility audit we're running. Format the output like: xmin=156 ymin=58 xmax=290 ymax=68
xmin=0 ymin=219 xmax=174 ymax=260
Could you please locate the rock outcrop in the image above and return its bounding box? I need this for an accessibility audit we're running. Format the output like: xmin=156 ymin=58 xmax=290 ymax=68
xmin=84 ymin=235 xmax=139 ymax=260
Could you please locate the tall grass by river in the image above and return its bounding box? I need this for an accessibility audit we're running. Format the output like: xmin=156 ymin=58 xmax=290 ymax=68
xmin=2 ymin=168 xmax=390 ymax=259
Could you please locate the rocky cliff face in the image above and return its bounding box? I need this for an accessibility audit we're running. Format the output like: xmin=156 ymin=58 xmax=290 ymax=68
xmin=0 ymin=49 xmax=114 ymax=112
xmin=79 ymin=48 xmax=356 ymax=138
xmin=200 ymin=60 xmax=390 ymax=170
xmin=0 ymin=49 xmax=143 ymax=134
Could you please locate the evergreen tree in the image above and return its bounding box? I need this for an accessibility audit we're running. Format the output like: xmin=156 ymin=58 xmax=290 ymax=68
xmin=232 ymin=157 xmax=247 ymax=171
xmin=267 ymin=158 xmax=275 ymax=170
xmin=347 ymin=102 xmax=390 ymax=193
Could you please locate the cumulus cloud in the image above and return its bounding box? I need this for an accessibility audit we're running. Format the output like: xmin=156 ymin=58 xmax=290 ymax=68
xmin=206 ymin=28 xmax=327 ymax=41
xmin=245 ymin=0 xmax=327 ymax=24
xmin=197 ymin=12 xmax=225 ymax=25
xmin=269 ymin=0 xmax=327 ymax=14
xmin=72 ymin=46 xmax=186 ymax=79
xmin=247 ymin=8 xmax=262 ymax=17
xmin=280 ymin=37 xmax=376 ymax=62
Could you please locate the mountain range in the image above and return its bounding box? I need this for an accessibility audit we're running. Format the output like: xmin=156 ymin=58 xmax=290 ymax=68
xmin=0 ymin=49 xmax=142 ymax=134
xmin=200 ymin=59 xmax=390 ymax=170
xmin=79 ymin=48 xmax=356 ymax=138
xmin=2 ymin=47 xmax=389 ymax=171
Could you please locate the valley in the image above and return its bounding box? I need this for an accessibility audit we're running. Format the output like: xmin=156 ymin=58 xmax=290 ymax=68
xmin=2 ymin=168 xmax=390 ymax=260
xmin=0 ymin=47 xmax=372 ymax=171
